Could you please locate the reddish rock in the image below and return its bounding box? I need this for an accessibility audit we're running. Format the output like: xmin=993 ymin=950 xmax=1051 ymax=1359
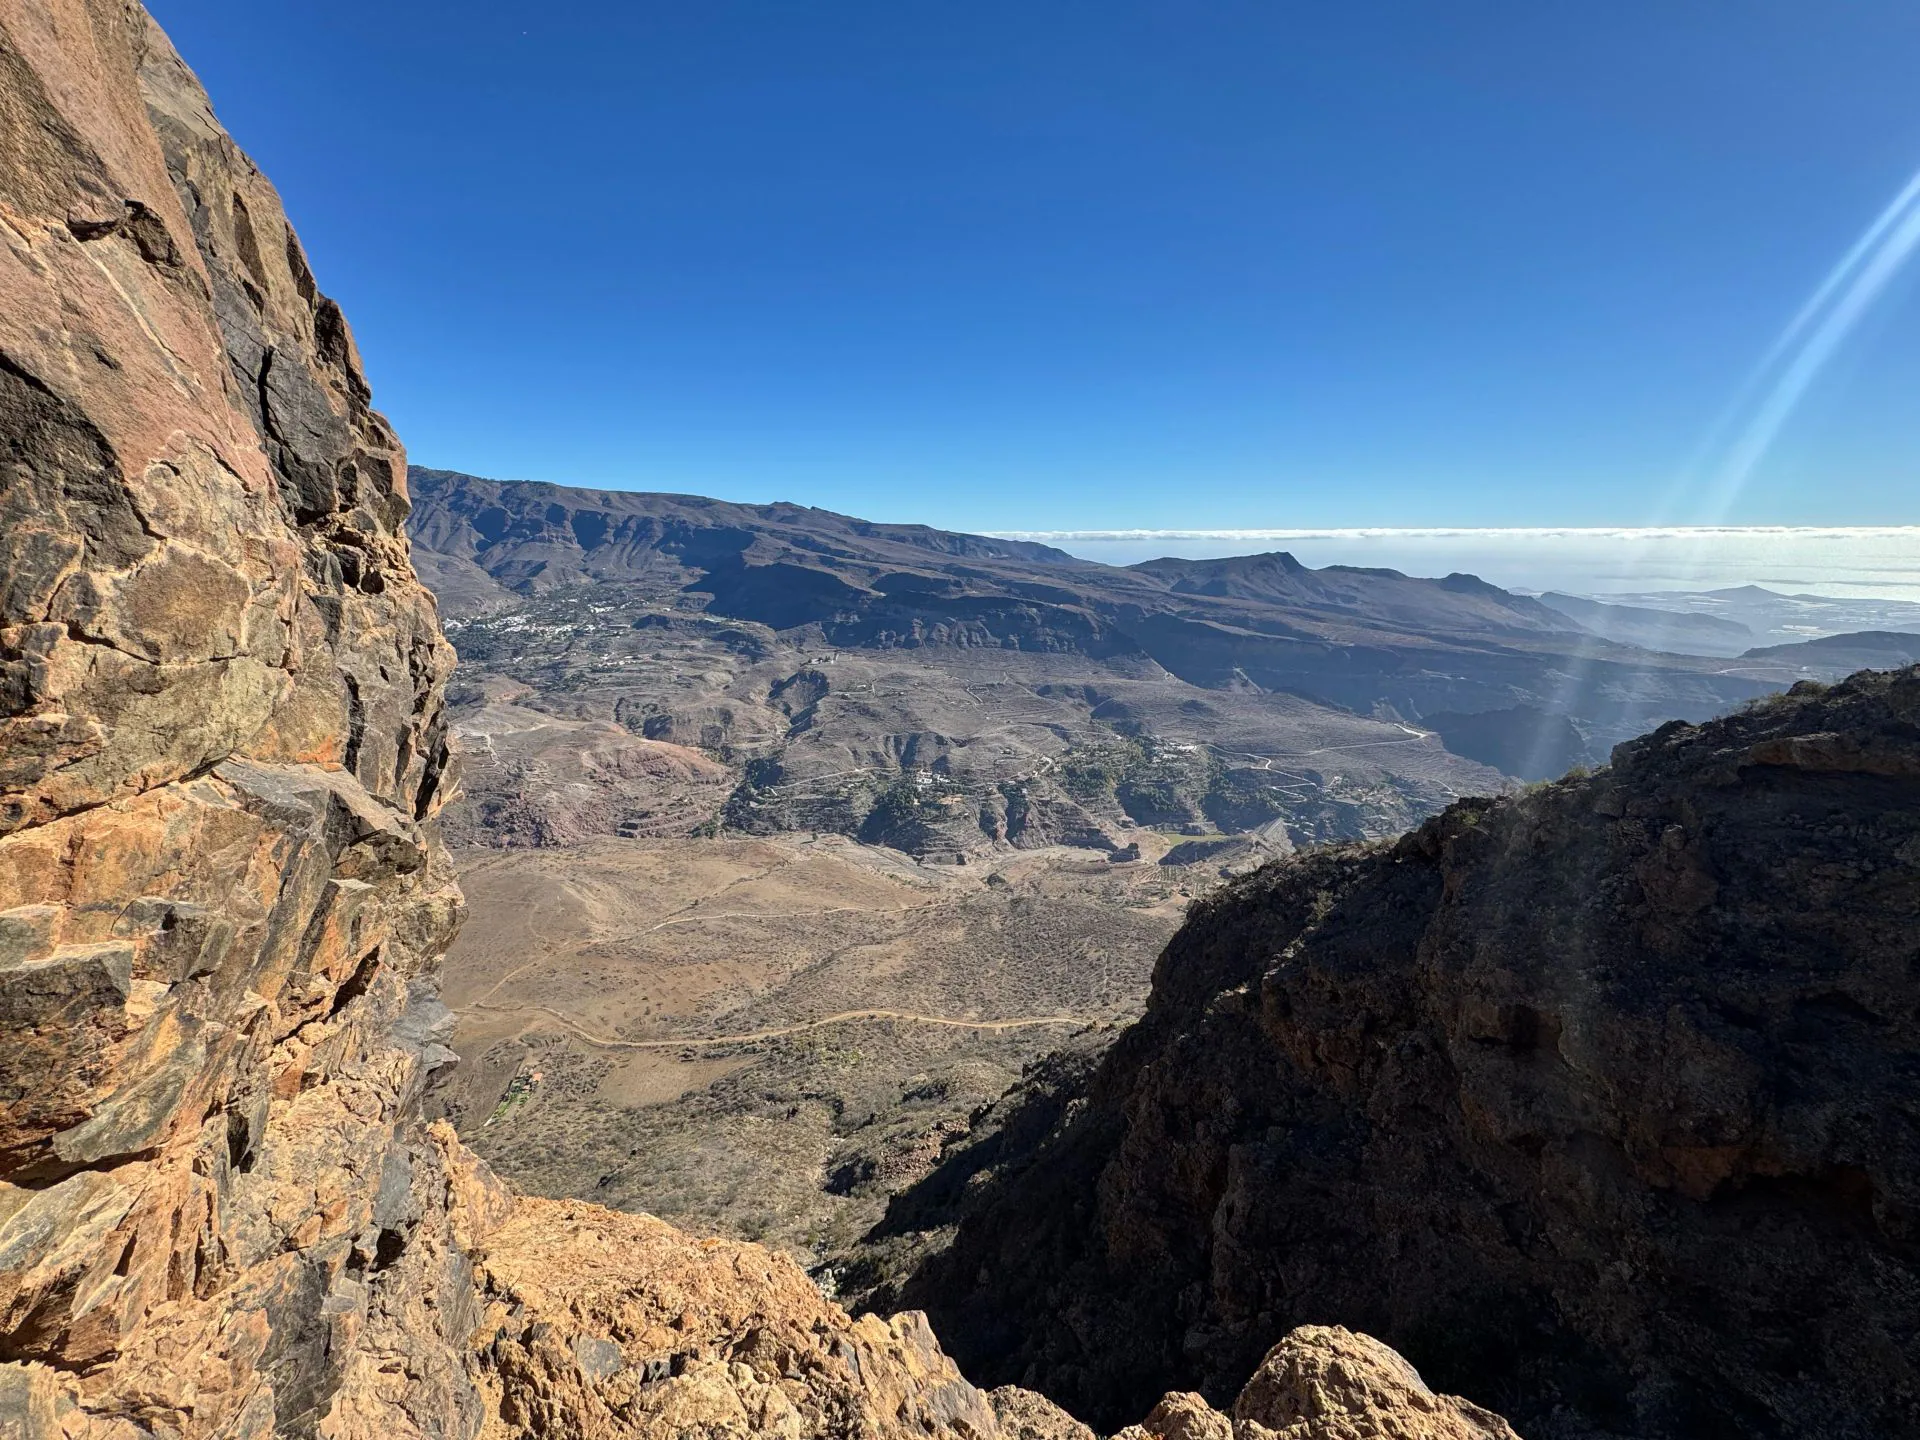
xmin=2 ymin=2 xmax=465 ymax=1432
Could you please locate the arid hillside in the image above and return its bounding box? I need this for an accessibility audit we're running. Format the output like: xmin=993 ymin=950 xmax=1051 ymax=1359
xmin=429 ymin=832 xmax=1186 ymax=1265
xmin=411 ymin=466 xmax=1781 ymax=784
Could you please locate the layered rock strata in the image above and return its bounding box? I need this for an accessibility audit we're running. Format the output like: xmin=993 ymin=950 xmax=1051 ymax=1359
xmin=0 ymin=6 xmax=1519 ymax=1440
xmin=897 ymin=669 xmax=1920 ymax=1438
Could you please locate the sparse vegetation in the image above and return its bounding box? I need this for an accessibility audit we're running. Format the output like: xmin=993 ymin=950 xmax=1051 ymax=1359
xmin=1058 ymin=738 xmax=1148 ymax=802
xmin=432 ymin=834 xmax=1192 ymax=1271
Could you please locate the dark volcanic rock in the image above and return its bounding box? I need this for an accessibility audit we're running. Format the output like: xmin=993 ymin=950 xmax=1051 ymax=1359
xmin=893 ymin=669 xmax=1920 ymax=1440
xmin=1424 ymin=704 xmax=1594 ymax=781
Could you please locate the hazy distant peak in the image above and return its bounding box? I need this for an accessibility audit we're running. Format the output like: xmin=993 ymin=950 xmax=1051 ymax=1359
xmin=1437 ymin=571 xmax=1505 ymax=596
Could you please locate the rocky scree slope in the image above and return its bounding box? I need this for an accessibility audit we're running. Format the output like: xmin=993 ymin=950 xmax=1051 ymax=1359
xmin=0 ymin=6 xmax=1518 ymax=1439
xmin=888 ymin=667 xmax=1920 ymax=1439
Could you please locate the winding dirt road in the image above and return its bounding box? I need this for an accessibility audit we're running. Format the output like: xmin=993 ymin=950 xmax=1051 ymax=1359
xmin=466 ymin=1000 xmax=1099 ymax=1051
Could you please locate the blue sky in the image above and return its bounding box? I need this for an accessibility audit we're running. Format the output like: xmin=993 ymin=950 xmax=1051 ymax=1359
xmin=149 ymin=1 xmax=1920 ymax=530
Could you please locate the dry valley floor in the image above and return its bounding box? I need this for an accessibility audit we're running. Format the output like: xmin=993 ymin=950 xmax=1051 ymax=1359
xmin=431 ymin=832 xmax=1195 ymax=1269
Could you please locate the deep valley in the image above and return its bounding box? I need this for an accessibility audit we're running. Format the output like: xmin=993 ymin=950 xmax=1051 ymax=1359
xmin=4 ymin=7 xmax=1918 ymax=1439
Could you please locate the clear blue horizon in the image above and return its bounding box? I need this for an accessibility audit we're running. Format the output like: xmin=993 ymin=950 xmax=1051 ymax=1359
xmin=150 ymin=1 xmax=1920 ymax=531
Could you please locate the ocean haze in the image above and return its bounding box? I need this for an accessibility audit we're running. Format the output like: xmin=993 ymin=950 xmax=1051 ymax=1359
xmin=991 ymin=525 xmax=1920 ymax=603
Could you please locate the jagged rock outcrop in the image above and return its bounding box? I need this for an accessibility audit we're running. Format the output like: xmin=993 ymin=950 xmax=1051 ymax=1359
xmin=0 ymin=8 xmax=1522 ymax=1440
xmin=895 ymin=670 xmax=1920 ymax=1439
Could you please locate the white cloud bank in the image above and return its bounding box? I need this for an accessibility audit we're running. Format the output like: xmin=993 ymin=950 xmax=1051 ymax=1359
xmin=982 ymin=526 xmax=1920 ymax=602
xmin=988 ymin=526 xmax=1920 ymax=544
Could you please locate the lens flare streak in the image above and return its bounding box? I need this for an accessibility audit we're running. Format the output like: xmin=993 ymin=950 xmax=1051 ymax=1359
xmin=1701 ymin=165 xmax=1920 ymax=517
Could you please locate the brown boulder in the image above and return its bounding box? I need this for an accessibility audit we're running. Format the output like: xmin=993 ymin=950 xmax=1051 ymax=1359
xmin=1115 ymin=1328 xmax=1518 ymax=1440
xmin=1232 ymin=1328 xmax=1519 ymax=1440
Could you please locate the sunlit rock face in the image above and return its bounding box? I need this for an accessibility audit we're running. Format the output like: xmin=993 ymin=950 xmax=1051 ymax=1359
xmin=0 ymin=0 xmax=468 ymax=1431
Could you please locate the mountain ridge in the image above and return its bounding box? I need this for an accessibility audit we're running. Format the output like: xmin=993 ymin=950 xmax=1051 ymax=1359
xmin=407 ymin=466 xmax=1780 ymax=781
xmin=880 ymin=664 xmax=1920 ymax=1439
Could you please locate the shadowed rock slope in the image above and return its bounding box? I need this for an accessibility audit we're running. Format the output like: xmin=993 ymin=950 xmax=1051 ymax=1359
xmin=892 ymin=668 xmax=1920 ymax=1439
xmin=0 ymin=6 xmax=1516 ymax=1439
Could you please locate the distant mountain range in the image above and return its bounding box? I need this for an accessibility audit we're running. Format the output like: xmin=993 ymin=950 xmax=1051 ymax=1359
xmin=408 ymin=468 xmax=1800 ymax=780
xmin=1734 ymin=629 xmax=1920 ymax=679
xmin=1559 ymin=583 xmax=1920 ymax=653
